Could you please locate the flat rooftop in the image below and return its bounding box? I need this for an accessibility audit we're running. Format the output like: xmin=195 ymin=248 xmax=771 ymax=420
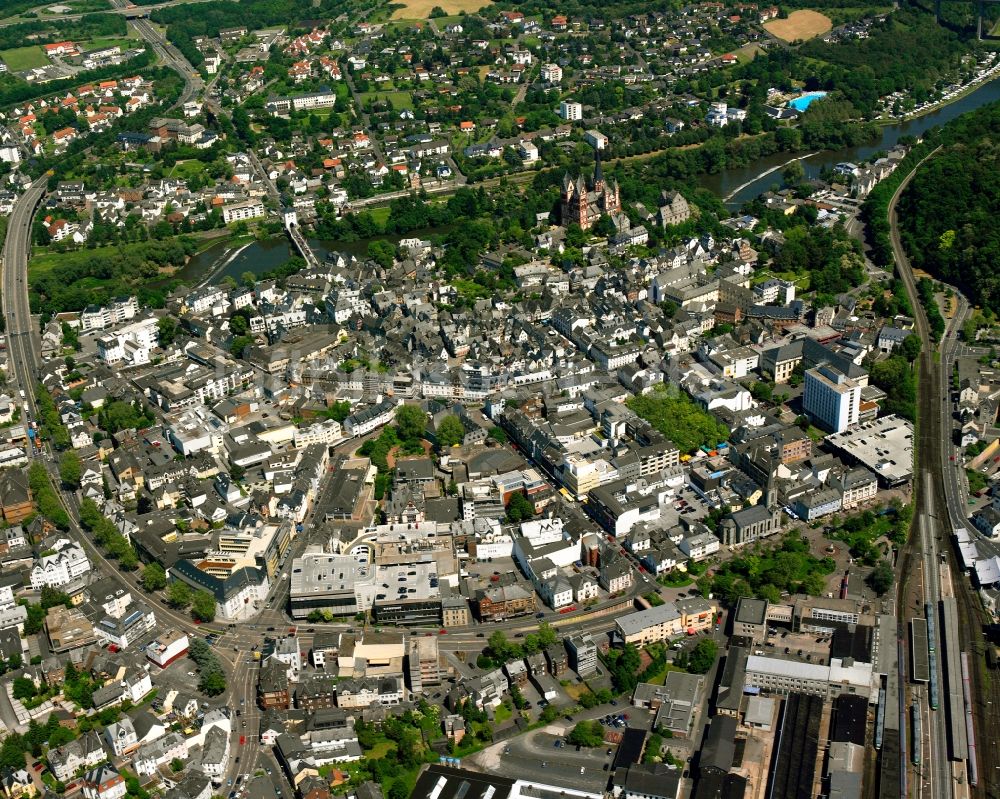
xmin=825 ymin=415 xmax=913 ymax=485
xmin=290 ymin=550 xmax=374 ymax=598
xmin=373 ymin=559 xmax=440 ymax=603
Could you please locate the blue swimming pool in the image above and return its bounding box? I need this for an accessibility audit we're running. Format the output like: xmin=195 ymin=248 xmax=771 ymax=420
xmin=787 ymin=91 xmax=828 ymax=111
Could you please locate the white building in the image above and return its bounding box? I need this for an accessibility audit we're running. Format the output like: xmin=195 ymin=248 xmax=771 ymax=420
xmin=104 ymin=719 xmax=138 ymax=757
xmin=559 ymin=101 xmax=583 ymax=121
xmin=95 ymin=601 xmax=157 ymax=650
xmin=803 ymin=365 xmax=862 ymax=434
xmin=744 ymin=655 xmax=874 ymax=700
xmin=678 ymin=532 xmax=720 ymax=561
xmin=80 ymin=296 xmax=139 ymax=332
xmin=293 ymin=418 xmax=343 ymax=447
xmin=584 ymin=130 xmax=608 ymax=150
xmin=97 ymin=316 xmax=158 ymax=367
xmin=81 ymin=765 xmax=127 ymax=799
xmin=145 ymin=630 xmax=190 ymax=668
xmin=222 ymin=200 xmax=266 ymax=225
xmin=541 ymin=63 xmax=562 ymax=83
xmin=30 ymin=540 xmax=91 ymax=589
xmin=343 ymin=398 xmax=402 ymax=437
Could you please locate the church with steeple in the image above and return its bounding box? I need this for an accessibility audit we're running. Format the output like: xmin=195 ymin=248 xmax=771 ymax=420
xmin=560 ymin=150 xmax=621 ymax=230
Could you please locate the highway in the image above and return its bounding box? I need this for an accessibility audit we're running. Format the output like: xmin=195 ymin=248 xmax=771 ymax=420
xmin=0 ymin=0 xmax=227 ymax=28
xmin=888 ymin=150 xmax=987 ymax=799
xmin=126 ymin=11 xmax=204 ymax=106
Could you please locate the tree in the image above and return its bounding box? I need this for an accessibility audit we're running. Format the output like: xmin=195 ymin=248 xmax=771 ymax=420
xmin=627 ymin=385 xmax=729 ymax=453
xmin=782 ymin=159 xmax=805 ymax=186
xmin=395 ymin=404 xmax=426 ymax=443
xmin=48 ymin=725 xmax=75 ymax=747
xmin=141 ymin=563 xmax=167 ymax=592
xmin=230 ymin=335 xmax=253 ymax=358
xmin=750 ymin=381 xmax=773 ymax=403
xmin=538 ymin=622 xmax=557 ymax=648
xmin=167 ymin=580 xmax=192 ymax=609
xmin=593 ymin=214 xmax=617 ymax=239
xmin=487 ymin=631 xmax=517 ymax=663
xmin=488 ymin=426 xmax=507 ymax=444
xmin=505 ymin=491 xmax=534 ymax=523
xmin=191 ymin=589 xmax=216 ymax=622
xmin=367 ymin=240 xmax=396 ymax=269
xmin=58 ymin=451 xmax=82 ymax=489
xmin=199 ymin=669 xmax=226 ymax=696
xmin=435 ymin=415 xmax=465 ymax=448
xmin=900 ymin=333 xmax=922 ymax=362
xmin=170 ymin=758 xmax=184 ymax=773
xmin=867 ymin=560 xmax=894 ymax=595
xmin=12 ymin=677 xmax=35 ymax=701
xmin=686 ymin=639 xmax=718 ymax=674
xmin=568 ymin=720 xmax=604 ymax=747
xmin=157 ymin=317 xmax=178 ymax=347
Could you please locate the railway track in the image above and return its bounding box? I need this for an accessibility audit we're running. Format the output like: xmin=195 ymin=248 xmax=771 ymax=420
xmin=888 ymin=151 xmax=997 ymax=798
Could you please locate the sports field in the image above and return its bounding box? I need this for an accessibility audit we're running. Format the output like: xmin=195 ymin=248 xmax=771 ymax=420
xmin=763 ymin=10 xmax=832 ymax=42
xmin=0 ymin=45 xmax=48 ymax=70
xmin=391 ymin=0 xmax=492 ymax=19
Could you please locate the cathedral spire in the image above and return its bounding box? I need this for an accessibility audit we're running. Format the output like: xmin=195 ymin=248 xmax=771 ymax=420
xmin=593 ymin=147 xmax=603 ymax=188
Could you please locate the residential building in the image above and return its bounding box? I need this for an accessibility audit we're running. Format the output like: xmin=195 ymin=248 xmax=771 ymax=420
xmin=82 ymin=766 xmax=126 ymax=799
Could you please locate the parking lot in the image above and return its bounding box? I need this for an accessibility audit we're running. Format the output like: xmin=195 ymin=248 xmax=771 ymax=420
xmin=474 ymin=724 xmax=618 ymax=793
xmin=756 ymin=627 xmax=833 ymax=665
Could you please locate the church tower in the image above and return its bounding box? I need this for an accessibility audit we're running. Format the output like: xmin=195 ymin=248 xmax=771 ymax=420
xmin=593 ymin=148 xmax=605 ymax=195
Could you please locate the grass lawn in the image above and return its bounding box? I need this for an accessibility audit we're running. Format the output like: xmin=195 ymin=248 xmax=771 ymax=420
xmin=806 ymin=424 xmax=827 ymax=443
xmin=84 ymin=35 xmax=139 ymax=52
xmin=494 ymin=703 xmax=512 ymax=723
xmin=0 ymin=46 xmax=48 ymax=70
xmin=361 ymin=89 xmax=413 ymax=110
xmin=366 ymin=740 xmax=394 ymax=759
xmin=168 ymin=160 xmax=207 ymax=180
xmin=368 ymin=206 xmax=391 ymax=226
xmin=658 ymin=571 xmax=693 ymax=588
xmin=645 ymin=662 xmax=688 ymax=686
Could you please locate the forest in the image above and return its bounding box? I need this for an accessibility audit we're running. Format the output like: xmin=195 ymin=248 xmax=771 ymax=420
xmin=893 ymin=101 xmax=1000 ymax=317
xmin=29 ymin=237 xmax=200 ymax=316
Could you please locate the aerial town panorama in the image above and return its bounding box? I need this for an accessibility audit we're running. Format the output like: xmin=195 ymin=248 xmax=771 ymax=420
xmin=0 ymin=0 xmax=998 ymax=798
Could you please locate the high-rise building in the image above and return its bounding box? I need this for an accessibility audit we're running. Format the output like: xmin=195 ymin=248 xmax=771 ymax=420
xmin=803 ymin=365 xmax=861 ymax=433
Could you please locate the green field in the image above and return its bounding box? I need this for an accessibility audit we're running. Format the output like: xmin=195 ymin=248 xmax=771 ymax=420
xmin=84 ymin=36 xmax=139 ymax=52
xmin=168 ymin=160 xmax=207 ymax=180
xmin=362 ymin=90 xmax=414 ymax=110
xmin=0 ymin=46 xmax=48 ymax=71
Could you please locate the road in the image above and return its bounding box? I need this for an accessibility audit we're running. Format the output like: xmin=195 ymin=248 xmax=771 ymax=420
xmin=0 ymin=0 xmax=224 ymax=28
xmin=888 ymin=150 xmax=990 ymax=799
xmin=128 ymin=13 xmax=203 ymax=106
